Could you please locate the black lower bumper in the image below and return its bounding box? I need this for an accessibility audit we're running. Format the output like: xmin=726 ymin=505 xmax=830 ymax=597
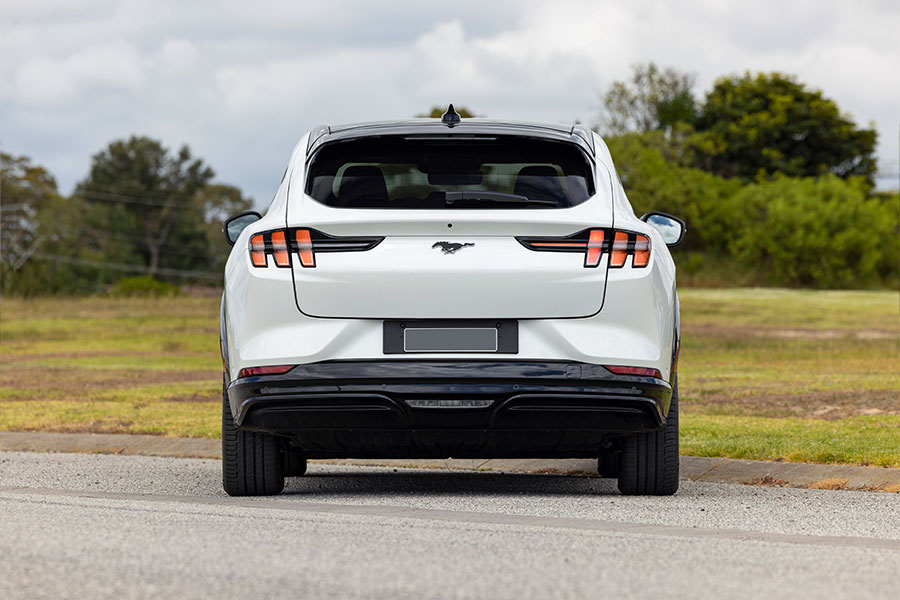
xmin=227 ymin=360 xmax=671 ymax=459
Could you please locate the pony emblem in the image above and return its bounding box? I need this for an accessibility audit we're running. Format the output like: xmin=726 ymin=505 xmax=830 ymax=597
xmin=432 ymin=241 xmax=475 ymax=254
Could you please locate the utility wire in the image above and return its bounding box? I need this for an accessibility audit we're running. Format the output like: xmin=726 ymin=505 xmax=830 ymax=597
xmin=76 ymin=190 xmax=177 ymax=208
xmin=30 ymin=252 xmax=222 ymax=280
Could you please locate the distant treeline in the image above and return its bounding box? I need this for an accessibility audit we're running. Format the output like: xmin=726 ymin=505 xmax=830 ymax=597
xmin=591 ymin=67 xmax=898 ymax=289
xmin=2 ymin=137 xmax=252 ymax=296
xmin=3 ymin=68 xmax=898 ymax=295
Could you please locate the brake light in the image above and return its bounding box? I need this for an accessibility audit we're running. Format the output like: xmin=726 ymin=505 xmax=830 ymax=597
xmin=250 ymin=234 xmax=267 ymax=267
xmin=633 ymin=234 xmax=651 ymax=267
xmin=271 ymin=230 xmax=290 ymax=267
xmin=517 ymin=228 xmax=651 ymax=268
xmin=295 ymin=229 xmax=315 ymax=268
xmin=247 ymin=228 xmax=383 ymax=268
xmin=609 ymin=231 xmax=629 ymax=268
xmin=238 ymin=365 xmax=296 ymax=378
xmin=605 ymin=365 xmax=662 ymax=378
xmin=586 ymin=230 xmax=605 ymax=268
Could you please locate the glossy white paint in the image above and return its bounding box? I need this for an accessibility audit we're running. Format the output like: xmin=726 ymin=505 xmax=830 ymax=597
xmin=223 ymin=129 xmax=678 ymax=383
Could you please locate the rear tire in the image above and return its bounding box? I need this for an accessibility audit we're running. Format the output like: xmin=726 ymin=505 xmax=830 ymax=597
xmin=222 ymin=377 xmax=284 ymax=496
xmin=616 ymin=375 xmax=679 ymax=496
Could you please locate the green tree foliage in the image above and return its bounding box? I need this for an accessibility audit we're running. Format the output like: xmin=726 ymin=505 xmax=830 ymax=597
xmin=195 ymin=183 xmax=253 ymax=272
xmin=2 ymin=154 xmax=57 ymax=271
xmin=607 ymin=132 xmax=897 ymax=288
xmin=4 ymin=141 xmax=254 ymax=295
xmin=75 ymin=136 xmax=215 ymax=275
xmin=598 ymin=63 xmax=696 ymax=136
xmin=0 ymin=153 xmax=77 ymax=293
xmin=729 ymin=176 xmax=898 ymax=288
xmin=692 ymin=73 xmax=877 ymax=184
xmin=417 ymin=105 xmax=477 ymax=118
xmin=605 ymin=132 xmax=742 ymax=255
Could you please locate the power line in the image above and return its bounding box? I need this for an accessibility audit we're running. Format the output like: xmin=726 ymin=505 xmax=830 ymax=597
xmin=30 ymin=253 xmax=222 ymax=280
xmin=76 ymin=190 xmax=177 ymax=208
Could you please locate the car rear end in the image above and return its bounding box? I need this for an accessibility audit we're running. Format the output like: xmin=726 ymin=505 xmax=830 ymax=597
xmin=221 ymin=118 xmax=679 ymax=495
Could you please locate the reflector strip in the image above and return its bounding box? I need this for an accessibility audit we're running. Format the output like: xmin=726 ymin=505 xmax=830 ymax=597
xmin=605 ymin=365 xmax=662 ymax=378
xmin=271 ymin=230 xmax=290 ymax=267
xmin=237 ymin=365 xmax=296 ymax=378
xmin=610 ymin=231 xmax=629 ymax=268
xmin=295 ymin=229 xmax=315 ymax=267
xmin=249 ymin=234 xmax=267 ymax=267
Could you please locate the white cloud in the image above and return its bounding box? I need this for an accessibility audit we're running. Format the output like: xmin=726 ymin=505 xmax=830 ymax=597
xmin=1 ymin=0 xmax=897 ymax=203
xmin=12 ymin=39 xmax=143 ymax=105
xmin=160 ymin=40 xmax=199 ymax=74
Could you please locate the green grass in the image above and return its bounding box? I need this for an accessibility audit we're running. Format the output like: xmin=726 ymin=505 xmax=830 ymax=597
xmin=682 ymin=414 xmax=900 ymax=467
xmin=678 ymin=288 xmax=899 ymax=330
xmin=0 ymin=399 xmax=219 ymax=438
xmin=1 ymin=290 xmax=898 ymax=466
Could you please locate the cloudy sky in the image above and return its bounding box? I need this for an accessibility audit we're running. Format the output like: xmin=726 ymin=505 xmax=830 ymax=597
xmin=2 ymin=0 xmax=898 ymax=205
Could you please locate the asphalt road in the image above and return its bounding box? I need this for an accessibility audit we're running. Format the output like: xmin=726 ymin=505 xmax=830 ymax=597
xmin=1 ymin=451 xmax=898 ymax=599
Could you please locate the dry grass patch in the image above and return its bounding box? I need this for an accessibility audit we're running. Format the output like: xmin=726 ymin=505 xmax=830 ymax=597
xmin=808 ymin=477 xmax=850 ymax=490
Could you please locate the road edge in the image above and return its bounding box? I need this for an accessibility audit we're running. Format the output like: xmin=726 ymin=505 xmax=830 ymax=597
xmin=2 ymin=431 xmax=898 ymax=492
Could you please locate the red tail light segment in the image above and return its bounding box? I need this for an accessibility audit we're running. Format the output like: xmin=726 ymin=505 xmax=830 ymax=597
xmin=250 ymin=234 xmax=267 ymax=267
xmin=586 ymin=230 xmax=605 ymax=267
xmin=610 ymin=231 xmax=629 ymax=268
xmin=238 ymin=365 xmax=296 ymax=378
xmin=517 ymin=228 xmax=652 ymax=268
xmin=295 ymin=229 xmax=315 ymax=267
xmin=605 ymin=365 xmax=662 ymax=379
xmin=271 ymin=231 xmax=290 ymax=267
xmin=248 ymin=228 xmax=383 ymax=268
xmin=633 ymin=234 xmax=651 ymax=267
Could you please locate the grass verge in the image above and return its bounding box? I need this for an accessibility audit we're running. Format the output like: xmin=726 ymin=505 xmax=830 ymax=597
xmin=1 ymin=289 xmax=898 ymax=466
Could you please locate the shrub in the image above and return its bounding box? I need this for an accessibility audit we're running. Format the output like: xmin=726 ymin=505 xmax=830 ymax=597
xmin=728 ymin=176 xmax=896 ymax=288
xmin=107 ymin=276 xmax=181 ymax=297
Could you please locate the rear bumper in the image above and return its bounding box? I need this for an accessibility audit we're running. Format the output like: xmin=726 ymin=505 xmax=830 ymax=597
xmin=227 ymin=360 xmax=672 ymax=459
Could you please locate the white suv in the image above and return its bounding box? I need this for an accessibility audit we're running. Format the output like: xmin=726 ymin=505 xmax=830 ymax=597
xmin=220 ymin=106 xmax=686 ymax=496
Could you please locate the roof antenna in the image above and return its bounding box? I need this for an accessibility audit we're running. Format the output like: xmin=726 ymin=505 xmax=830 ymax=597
xmin=441 ymin=104 xmax=461 ymax=127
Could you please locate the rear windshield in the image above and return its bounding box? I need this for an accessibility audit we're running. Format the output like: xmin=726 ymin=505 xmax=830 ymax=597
xmin=305 ymin=136 xmax=594 ymax=209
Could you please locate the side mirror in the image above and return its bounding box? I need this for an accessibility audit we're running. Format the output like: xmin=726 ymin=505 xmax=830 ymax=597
xmin=640 ymin=212 xmax=686 ymax=247
xmin=223 ymin=211 xmax=262 ymax=246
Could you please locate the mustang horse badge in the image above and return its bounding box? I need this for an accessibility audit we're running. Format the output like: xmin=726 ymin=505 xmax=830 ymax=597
xmin=432 ymin=241 xmax=475 ymax=254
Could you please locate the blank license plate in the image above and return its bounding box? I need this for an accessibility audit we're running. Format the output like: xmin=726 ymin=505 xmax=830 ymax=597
xmin=404 ymin=328 xmax=498 ymax=352
xmin=383 ymin=320 xmax=518 ymax=354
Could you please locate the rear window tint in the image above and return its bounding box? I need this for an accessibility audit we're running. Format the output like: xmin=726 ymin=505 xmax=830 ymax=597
xmin=305 ymin=136 xmax=594 ymax=209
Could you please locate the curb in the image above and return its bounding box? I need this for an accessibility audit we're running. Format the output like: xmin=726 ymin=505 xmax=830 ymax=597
xmin=2 ymin=431 xmax=898 ymax=492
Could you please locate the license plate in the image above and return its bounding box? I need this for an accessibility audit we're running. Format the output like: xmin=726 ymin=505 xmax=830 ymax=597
xmin=384 ymin=320 xmax=518 ymax=354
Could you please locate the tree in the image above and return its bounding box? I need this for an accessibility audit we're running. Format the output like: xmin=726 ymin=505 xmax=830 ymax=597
xmin=692 ymin=72 xmax=877 ymax=183
xmin=195 ymin=184 xmax=253 ymax=272
xmin=605 ymin=133 xmax=742 ymax=255
xmin=0 ymin=153 xmax=61 ymax=288
xmin=597 ymin=63 xmax=696 ymax=136
xmin=416 ymin=106 xmax=478 ymax=118
xmin=75 ymin=136 xmax=215 ymax=275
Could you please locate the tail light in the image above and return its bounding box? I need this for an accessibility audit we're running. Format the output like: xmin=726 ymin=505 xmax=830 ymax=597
xmin=248 ymin=228 xmax=383 ymax=268
xmin=517 ymin=229 xmax=652 ymax=268
xmin=605 ymin=365 xmax=662 ymax=379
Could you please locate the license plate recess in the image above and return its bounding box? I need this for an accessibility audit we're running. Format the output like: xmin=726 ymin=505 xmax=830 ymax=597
xmin=383 ymin=320 xmax=518 ymax=354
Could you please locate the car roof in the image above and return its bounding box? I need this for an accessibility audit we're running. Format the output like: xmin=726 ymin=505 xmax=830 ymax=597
xmin=305 ymin=118 xmax=597 ymax=160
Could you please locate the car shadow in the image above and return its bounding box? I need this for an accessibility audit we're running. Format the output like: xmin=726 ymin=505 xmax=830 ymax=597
xmin=281 ymin=467 xmax=620 ymax=496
